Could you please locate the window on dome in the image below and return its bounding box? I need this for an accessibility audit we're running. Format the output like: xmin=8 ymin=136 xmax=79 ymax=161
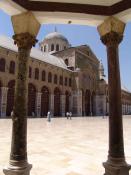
xmin=44 ymin=45 xmax=46 ymax=52
xmin=65 ymin=59 xmax=69 ymax=66
xmin=56 ymin=44 xmax=59 ymax=51
xmin=51 ymin=44 xmax=54 ymax=51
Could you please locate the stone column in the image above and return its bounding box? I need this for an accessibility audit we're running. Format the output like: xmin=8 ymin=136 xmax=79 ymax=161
xmin=36 ymin=92 xmax=42 ymax=117
xmin=0 ymin=87 xmax=8 ymax=118
xmin=61 ymin=94 xmax=65 ymax=117
xmin=3 ymin=12 xmax=40 ymax=175
xmin=50 ymin=94 xmax=54 ymax=116
xmin=98 ymin=16 xmax=130 ymax=175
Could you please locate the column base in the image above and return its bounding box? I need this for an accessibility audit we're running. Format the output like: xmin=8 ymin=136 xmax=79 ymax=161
xmin=3 ymin=160 xmax=32 ymax=175
xmin=103 ymin=157 xmax=131 ymax=175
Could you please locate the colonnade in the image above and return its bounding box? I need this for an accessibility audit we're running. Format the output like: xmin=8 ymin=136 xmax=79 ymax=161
xmin=2 ymin=12 xmax=131 ymax=175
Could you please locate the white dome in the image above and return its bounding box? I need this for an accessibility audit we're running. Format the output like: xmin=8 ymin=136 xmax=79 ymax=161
xmin=44 ymin=32 xmax=68 ymax=42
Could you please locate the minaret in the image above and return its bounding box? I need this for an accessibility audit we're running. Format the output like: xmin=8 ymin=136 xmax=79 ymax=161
xmin=99 ymin=60 xmax=105 ymax=80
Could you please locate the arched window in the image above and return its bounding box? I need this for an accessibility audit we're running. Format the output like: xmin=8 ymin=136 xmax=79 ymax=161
xmin=69 ymin=78 xmax=72 ymax=87
xmin=9 ymin=61 xmax=15 ymax=74
xmin=56 ymin=44 xmax=59 ymax=51
xmin=51 ymin=44 xmax=54 ymax=51
xmin=29 ymin=66 xmax=32 ymax=78
xmin=48 ymin=72 xmax=52 ymax=83
xmin=59 ymin=76 xmax=63 ymax=85
xmin=42 ymin=70 xmax=46 ymax=81
xmin=54 ymin=74 xmax=57 ymax=84
xmin=35 ymin=68 xmax=39 ymax=80
xmin=65 ymin=77 xmax=67 ymax=86
xmin=44 ymin=45 xmax=46 ymax=52
xmin=65 ymin=59 xmax=68 ymax=66
xmin=0 ymin=58 xmax=5 ymax=72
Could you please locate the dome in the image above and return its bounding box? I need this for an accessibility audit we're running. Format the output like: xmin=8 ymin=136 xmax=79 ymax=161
xmin=44 ymin=32 xmax=68 ymax=42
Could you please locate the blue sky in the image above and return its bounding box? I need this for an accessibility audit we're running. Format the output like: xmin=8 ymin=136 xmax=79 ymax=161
xmin=0 ymin=9 xmax=131 ymax=91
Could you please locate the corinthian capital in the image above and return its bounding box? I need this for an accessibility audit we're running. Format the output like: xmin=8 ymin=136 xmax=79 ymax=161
xmin=13 ymin=32 xmax=38 ymax=49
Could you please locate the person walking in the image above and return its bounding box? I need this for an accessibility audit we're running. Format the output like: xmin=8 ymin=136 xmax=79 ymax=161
xmin=47 ymin=111 xmax=51 ymax=122
xmin=69 ymin=112 xmax=72 ymax=120
xmin=66 ymin=112 xmax=69 ymax=119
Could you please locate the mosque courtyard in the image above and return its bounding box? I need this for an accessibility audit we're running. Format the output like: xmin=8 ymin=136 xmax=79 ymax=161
xmin=0 ymin=116 xmax=131 ymax=175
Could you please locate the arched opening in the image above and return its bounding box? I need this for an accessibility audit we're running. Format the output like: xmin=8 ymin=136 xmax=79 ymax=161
xmin=59 ymin=76 xmax=63 ymax=85
xmin=65 ymin=91 xmax=70 ymax=113
xmin=64 ymin=59 xmax=68 ymax=66
xmin=0 ymin=58 xmax=5 ymax=72
xmin=85 ymin=89 xmax=90 ymax=116
xmin=35 ymin=68 xmax=39 ymax=80
xmin=28 ymin=83 xmax=36 ymax=117
xmin=6 ymin=80 xmax=15 ymax=116
xmin=41 ymin=86 xmax=49 ymax=117
xmin=42 ymin=70 xmax=46 ymax=81
xmin=54 ymin=87 xmax=61 ymax=116
xmin=9 ymin=61 xmax=15 ymax=74
xmin=54 ymin=74 xmax=57 ymax=84
xmin=48 ymin=72 xmax=52 ymax=83
xmin=56 ymin=44 xmax=59 ymax=51
xmin=44 ymin=45 xmax=46 ymax=52
xmin=51 ymin=44 xmax=54 ymax=51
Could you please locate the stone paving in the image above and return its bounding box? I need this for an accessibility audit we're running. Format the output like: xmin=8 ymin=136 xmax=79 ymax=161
xmin=0 ymin=116 xmax=131 ymax=175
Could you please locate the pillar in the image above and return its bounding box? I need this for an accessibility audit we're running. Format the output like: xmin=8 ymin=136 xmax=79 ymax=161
xmin=98 ymin=16 xmax=131 ymax=175
xmin=3 ymin=12 xmax=40 ymax=175
xmin=0 ymin=87 xmax=8 ymax=117
xmin=36 ymin=92 xmax=42 ymax=117
xmin=61 ymin=94 xmax=65 ymax=117
xmin=50 ymin=94 xmax=54 ymax=116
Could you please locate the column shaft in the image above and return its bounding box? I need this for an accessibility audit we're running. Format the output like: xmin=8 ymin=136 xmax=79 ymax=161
xmin=106 ymin=37 xmax=124 ymax=158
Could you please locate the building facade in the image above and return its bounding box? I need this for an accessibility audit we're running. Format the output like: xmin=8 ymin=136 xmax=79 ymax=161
xmin=0 ymin=32 xmax=131 ymax=117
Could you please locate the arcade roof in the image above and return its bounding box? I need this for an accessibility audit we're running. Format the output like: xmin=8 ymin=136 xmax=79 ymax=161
xmin=0 ymin=0 xmax=131 ymax=26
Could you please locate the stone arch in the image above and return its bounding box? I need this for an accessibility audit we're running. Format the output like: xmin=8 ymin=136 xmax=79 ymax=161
xmin=6 ymin=80 xmax=15 ymax=116
xmin=28 ymin=83 xmax=36 ymax=116
xmin=85 ymin=89 xmax=90 ymax=116
xmin=41 ymin=86 xmax=50 ymax=117
xmin=54 ymin=87 xmax=61 ymax=116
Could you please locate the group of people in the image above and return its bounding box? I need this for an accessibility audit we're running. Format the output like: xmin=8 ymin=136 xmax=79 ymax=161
xmin=47 ymin=111 xmax=72 ymax=122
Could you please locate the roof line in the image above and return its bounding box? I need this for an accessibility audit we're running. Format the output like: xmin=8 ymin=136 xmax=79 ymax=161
xmin=11 ymin=0 xmax=131 ymax=16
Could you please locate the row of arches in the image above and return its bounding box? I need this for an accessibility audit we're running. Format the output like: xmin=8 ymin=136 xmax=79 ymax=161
xmin=0 ymin=80 xmax=70 ymax=117
xmin=0 ymin=58 xmax=15 ymax=74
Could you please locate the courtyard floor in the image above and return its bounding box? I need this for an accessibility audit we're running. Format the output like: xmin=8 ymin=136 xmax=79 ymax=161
xmin=0 ymin=116 xmax=131 ymax=175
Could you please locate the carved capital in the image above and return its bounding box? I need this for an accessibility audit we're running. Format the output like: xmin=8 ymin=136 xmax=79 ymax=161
xmin=13 ymin=32 xmax=38 ymax=49
xmin=101 ymin=32 xmax=123 ymax=46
